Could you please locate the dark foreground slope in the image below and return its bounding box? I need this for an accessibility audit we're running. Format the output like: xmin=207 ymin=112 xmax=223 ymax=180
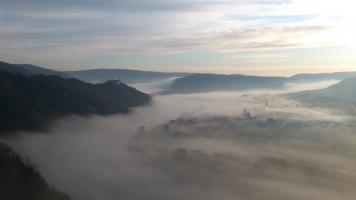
xmin=66 ymin=68 xmax=189 ymax=83
xmin=0 ymin=142 xmax=70 ymax=200
xmin=0 ymin=61 xmax=69 ymax=78
xmin=169 ymin=74 xmax=288 ymax=93
xmin=292 ymin=77 xmax=356 ymax=107
xmin=0 ymin=70 xmax=150 ymax=133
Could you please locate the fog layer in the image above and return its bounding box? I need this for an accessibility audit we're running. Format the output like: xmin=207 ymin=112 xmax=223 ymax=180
xmin=3 ymin=88 xmax=356 ymax=200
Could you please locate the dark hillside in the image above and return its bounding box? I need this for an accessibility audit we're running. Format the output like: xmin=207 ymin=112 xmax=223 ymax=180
xmin=0 ymin=70 xmax=150 ymax=133
xmin=0 ymin=142 xmax=70 ymax=200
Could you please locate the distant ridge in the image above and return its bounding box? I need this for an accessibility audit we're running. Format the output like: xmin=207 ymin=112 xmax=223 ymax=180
xmin=167 ymin=71 xmax=356 ymax=93
xmin=168 ymin=73 xmax=288 ymax=93
xmin=2 ymin=60 xmax=355 ymax=93
xmin=66 ymin=68 xmax=190 ymax=83
xmin=66 ymin=67 xmax=356 ymax=86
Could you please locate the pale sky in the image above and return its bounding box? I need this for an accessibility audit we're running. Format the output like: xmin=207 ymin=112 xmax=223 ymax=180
xmin=0 ymin=0 xmax=355 ymax=75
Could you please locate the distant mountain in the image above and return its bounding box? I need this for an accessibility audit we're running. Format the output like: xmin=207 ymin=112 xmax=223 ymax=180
xmin=0 ymin=142 xmax=70 ymax=200
xmin=169 ymin=74 xmax=288 ymax=93
xmin=0 ymin=69 xmax=150 ymax=133
xmin=291 ymin=77 xmax=356 ymax=107
xmin=66 ymin=68 xmax=190 ymax=84
xmin=290 ymin=71 xmax=356 ymax=82
xmin=0 ymin=61 xmax=69 ymax=78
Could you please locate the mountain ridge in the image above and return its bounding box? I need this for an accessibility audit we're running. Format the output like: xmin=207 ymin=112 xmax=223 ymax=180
xmin=169 ymin=73 xmax=289 ymax=93
xmin=0 ymin=61 xmax=69 ymax=78
xmin=66 ymin=68 xmax=190 ymax=84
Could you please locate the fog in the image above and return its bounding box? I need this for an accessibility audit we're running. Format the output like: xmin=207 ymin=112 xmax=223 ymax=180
xmin=285 ymin=80 xmax=340 ymax=93
xmin=130 ymin=77 xmax=340 ymax=94
xmin=2 ymin=82 xmax=356 ymax=200
xmin=130 ymin=77 xmax=179 ymax=94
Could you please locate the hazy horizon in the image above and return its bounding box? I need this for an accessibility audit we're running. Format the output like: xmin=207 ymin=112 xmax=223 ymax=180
xmin=45 ymin=65 xmax=356 ymax=76
xmin=2 ymin=59 xmax=355 ymax=77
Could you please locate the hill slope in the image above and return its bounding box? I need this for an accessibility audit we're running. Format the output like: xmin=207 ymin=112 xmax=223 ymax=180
xmin=0 ymin=70 xmax=150 ymax=133
xmin=169 ymin=74 xmax=288 ymax=93
xmin=66 ymin=68 xmax=189 ymax=84
xmin=0 ymin=61 xmax=69 ymax=78
xmin=291 ymin=77 xmax=356 ymax=107
xmin=0 ymin=142 xmax=70 ymax=200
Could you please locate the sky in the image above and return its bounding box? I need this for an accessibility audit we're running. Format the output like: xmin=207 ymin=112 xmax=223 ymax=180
xmin=0 ymin=0 xmax=355 ymax=75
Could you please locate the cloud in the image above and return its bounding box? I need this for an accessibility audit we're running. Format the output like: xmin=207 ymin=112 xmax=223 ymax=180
xmin=0 ymin=0 xmax=290 ymax=13
xmin=0 ymin=0 xmax=339 ymax=67
xmin=3 ymin=89 xmax=356 ymax=200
